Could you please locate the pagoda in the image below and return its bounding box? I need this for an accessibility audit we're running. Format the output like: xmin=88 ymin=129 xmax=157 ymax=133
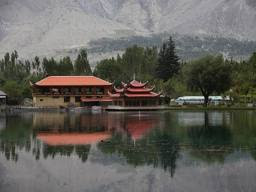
xmin=108 ymin=80 xmax=161 ymax=107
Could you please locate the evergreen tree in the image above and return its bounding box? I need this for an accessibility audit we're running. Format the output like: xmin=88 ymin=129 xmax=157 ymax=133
xmin=121 ymin=45 xmax=144 ymax=80
xmin=34 ymin=56 xmax=41 ymax=75
xmin=59 ymin=56 xmax=73 ymax=75
xmin=142 ymin=46 xmax=158 ymax=80
xmin=74 ymin=49 xmax=92 ymax=75
xmin=94 ymin=58 xmax=121 ymax=83
xmin=156 ymin=36 xmax=180 ymax=81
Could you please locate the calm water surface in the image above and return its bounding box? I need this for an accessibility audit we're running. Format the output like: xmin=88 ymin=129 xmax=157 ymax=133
xmin=0 ymin=111 xmax=256 ymax=192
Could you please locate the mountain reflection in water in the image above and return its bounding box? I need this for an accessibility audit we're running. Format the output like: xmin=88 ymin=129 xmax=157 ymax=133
xmin=0 ymin=111 xmax=256 ymax=182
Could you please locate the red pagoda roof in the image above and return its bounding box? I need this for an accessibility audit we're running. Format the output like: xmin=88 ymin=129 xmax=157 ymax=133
xmin=127 ymin=87 xmax=154 ymax=93
xmin=129 ymin=80 xmax=148 ymax=88
xmin=35 ymin=76 xmax=112 ymax=87
xmin=125 ymin=93 xmax=160 ymax=98
xmin=109 ymin=79 xmax=160 ymax=98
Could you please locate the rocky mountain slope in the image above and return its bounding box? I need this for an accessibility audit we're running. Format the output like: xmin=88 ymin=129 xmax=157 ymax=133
xmin=0 ymin=0 xmax=256 ymax=60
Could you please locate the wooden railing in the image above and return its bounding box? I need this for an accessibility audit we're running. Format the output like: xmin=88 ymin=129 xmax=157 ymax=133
xmin=32 ymin=92 xmax=105 ymax=96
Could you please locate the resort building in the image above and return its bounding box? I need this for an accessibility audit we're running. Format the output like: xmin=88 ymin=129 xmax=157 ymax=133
xmin=31 ymin=76 xmax=112 ymax=107
xmin=108 ymin=80 xmax=161 ymax=107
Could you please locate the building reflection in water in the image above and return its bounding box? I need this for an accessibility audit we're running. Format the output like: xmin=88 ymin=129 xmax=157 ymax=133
xmin=32 ymin=112 xmax=165 ymax=164
xmin=3 ymin=111 xmax=253 ymax=178
xmin=98 ymin=112 xmax=180 ymax=177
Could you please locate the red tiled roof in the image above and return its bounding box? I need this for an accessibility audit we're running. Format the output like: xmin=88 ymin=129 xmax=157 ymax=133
xmin=124 ymin=92 xmax=160 ymax=98
xmin=129 ymin=80 xmax=148 ymax=88
xmin=127 ymin=87 xmax=154 ymax=93
xmin=35 ymin=76 xmax=112 ymax=87
xmin=37 ymin=132 xmax=111 ymax=146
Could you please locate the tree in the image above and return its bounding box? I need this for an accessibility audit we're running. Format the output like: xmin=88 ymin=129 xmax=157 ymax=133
xmin=74 ymin=49 xmax=92 ymax=75
xmin=141 ymin=47 xmax=158 ymax=80
xmin=3 ymin=81 xmax=23 ymax=104
xmin=121 ymin=45 xmax=145 ymax=80
xmin=155 ymin=36 xmax=180 ymax=81
xmin=186 ymin=55 xmax=232 ymax=106
xmin=59 ymin=56 xmax=73 ymax=75
xmin=93 ymin=58 xmax=121 ymax=83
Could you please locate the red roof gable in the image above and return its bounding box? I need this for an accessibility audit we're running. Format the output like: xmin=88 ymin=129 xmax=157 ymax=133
xmin=125 ymin=92 xmax=160 ymax=98
xmin=109 ymin=79 xmax=161 ymax=98
xmin=129 ymin=80 xmax=148 ymax=88
xmin=35 ymin=76 xmax=112 ymax=87
xmin=127 ymin=87 xmax=154 ymax=93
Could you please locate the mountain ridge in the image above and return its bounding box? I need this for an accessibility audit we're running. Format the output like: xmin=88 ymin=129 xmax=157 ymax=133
xmin=0 ymin=0 xmax=256 ymax=59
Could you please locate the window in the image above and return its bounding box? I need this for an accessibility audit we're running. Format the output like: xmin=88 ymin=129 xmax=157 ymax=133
xmin=95 ymin=87 xmax=104 ymax=95
xmin=75 ymin=96 xmax=81 ymax=103
xmin=40 ymin=99 xmax=44 ymax=102
xmin=84 ymin=87 xmax=93 ymax=95
xmin=64 ymin=96 xmax=70 ymax=103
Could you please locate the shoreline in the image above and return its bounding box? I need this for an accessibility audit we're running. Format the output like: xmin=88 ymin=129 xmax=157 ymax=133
xmin=3 ymin=105 xmax=256 ymax=112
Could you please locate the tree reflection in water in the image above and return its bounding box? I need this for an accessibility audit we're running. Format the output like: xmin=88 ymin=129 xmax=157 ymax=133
xmin=0 ymin=114 xmax=33 ymax=162
xmin=98 ymin=128 xmax=180 ymax=177
xmin=42 ymin=145 xmax=90 ymax=162
xmin=187 ymin=112 xmax=232 ymax=163
xmin=2 ymin=111 xmax=256 ymax=173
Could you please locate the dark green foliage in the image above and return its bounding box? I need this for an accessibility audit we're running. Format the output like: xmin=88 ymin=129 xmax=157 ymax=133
xmin=2 ymin=81 xmax=23 ymax=104
xmin=74 ymin=49 xmax=92 ymax=75
xmin=93 ymin=45 xmax=158 ymax=84
xmin=185 ymin=55 xmax=232 ymax=106
xmin=58 ymin=57 xmax=74 ymax=76
xmin=155 ymin=36 xmax=180 ymax=81
xmin=93 ymin=58 xmax=122 ymax=83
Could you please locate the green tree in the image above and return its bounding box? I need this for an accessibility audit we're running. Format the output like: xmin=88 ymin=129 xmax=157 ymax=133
xmin=3 ymin=81 xmax=23 ymax=104
xmin=74 ymin=49 xmax=92 ymax=75
xmin=186 ymin=55 xmax=232 ymax=106
xmin=42 ymin=57 xmax=59 ymax=76
xmin=155 ymin=36 xmax=180 ymax=81
xmin=59 ymin=56 xmax=74 ymax=75
xmin=93 ymin=58 xmax=121 ymax=83
xmin=141 ymin=47 xmax=158 ymax=80
xmin=121 ymin=45 xmax=145 ymax=80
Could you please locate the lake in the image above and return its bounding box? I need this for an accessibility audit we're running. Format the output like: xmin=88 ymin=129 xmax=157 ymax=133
xmin=0 ymin=110 xmax=256 ymax=192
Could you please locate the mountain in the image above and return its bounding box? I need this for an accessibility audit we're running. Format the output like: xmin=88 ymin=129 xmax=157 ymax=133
xmin=0 ymin=0 xmax=256 ymax=60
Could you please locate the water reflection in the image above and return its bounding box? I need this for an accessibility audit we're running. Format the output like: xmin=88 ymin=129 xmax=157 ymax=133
xmin=187 ymin=112 xmax=232 ymax=163
xmin=0 ymin=111 xmax=256 ymax=178
xmin=0 ymin=113 xmax=33 ymax=161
